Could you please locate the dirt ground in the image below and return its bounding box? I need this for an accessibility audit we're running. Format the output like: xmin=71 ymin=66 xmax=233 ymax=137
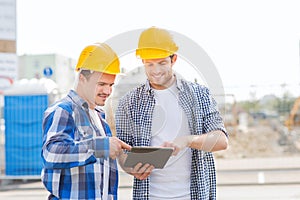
xmin=214 ymin=119 xmax=300 ymax=159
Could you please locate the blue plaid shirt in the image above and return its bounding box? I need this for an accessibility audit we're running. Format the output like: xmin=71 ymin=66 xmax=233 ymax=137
xmin=41 ymin=90 xmax=118 ymax=200
xmin=115 ymin=78 xmax=227 ymax=200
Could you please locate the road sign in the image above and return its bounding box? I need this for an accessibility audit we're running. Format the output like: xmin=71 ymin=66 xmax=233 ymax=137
xmin=43 ymin=67 xmax=53 ymax=77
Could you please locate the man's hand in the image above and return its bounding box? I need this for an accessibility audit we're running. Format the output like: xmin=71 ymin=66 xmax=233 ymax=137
xmin=117 ymin=153 xmax=154 ymax=180
xmin=162 ymin=136 xmax=194 ymax=156
xmin=129 ymin=163 xmax=155 ymax=180
xmin=161 ymin=141 xmax=178 ymax=155
xmin=109 ymin=137 xmax=131 ymax=160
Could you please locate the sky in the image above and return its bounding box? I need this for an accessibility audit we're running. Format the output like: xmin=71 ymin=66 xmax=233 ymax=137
xmin=16 ymin=0 xmax=300 ymax=100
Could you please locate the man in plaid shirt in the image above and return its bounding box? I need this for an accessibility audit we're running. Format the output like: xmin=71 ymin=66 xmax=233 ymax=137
xmin=41 ymin=43 xmax=131 ymax=200
xmin=115 ymin=27 xmax=228 ymax=200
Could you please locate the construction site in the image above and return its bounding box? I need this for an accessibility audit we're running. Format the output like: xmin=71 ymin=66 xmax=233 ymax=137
xmin=214 ymin=97 xmax=300 ymax=159
xmin=1 ymin=1 xmax=300 ymax=199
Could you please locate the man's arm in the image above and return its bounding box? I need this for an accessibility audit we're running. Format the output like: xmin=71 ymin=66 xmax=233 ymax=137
xmin=171 ymin=130 xmax=228 ymax=154
xmin=42 ymin=107 xmax=110 ymax=169
xmin=188 ymin=130 xmax=228 ymax=151
xmin=190 ymin=85 xmax=228 ymax=152
xmin=173 ymin=130 xmax=228 ymax=152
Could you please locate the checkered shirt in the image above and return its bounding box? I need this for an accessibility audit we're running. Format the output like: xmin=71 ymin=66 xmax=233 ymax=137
xmin=41 ymin=90 xmax=118 ymax=200
xmin=115 ymin=78 xmax=227 ymax=200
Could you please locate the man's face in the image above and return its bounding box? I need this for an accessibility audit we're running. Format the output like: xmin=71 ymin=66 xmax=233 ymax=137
xmin=82 ymin=72 xmax=116 ymax=108
xmin=143 ymin=56 xmax=176 ymax=90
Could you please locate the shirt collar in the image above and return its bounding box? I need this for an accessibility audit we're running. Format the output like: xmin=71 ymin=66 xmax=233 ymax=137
xmin=175 ymin=75 xmax=184 ymax=92
xmin=95 ymin=106 xmax=106 ymax=119
xmin=68 ymin=90 xmax=89 ymax=110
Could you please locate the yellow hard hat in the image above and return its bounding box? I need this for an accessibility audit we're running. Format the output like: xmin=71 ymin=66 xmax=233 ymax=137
xmin=136 ymin=26 xmax=178 ymax=59
xmin=75 ymin=43 xmax=120 ymax=74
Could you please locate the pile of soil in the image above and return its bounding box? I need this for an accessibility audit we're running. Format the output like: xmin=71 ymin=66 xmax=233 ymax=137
xmin=215 ymin=122 xmax=300 ymax=159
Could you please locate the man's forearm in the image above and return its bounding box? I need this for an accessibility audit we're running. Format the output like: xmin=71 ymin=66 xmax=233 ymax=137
xmin=188 ymin=130 xmax=228 ymax=152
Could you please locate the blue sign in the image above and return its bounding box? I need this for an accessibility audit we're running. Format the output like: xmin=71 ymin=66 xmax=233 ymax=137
xmin=43 ymin=67 xmax=53 ymax=77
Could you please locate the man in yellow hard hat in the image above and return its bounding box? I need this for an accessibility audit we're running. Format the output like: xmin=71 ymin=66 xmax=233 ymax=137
xmin=115 ymin=27 xmax=228 ymax=199
xmin=41 ymin=43 xmax=131 ymax=200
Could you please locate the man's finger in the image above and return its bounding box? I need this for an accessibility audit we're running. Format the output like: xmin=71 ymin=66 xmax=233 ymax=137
xmin=132 ymin=163 xmax=143 ymax=173
xmin=119 ymin=140 xmax=132 ymax=150
xmin=138 ymin=165 xmax=154 ymax=180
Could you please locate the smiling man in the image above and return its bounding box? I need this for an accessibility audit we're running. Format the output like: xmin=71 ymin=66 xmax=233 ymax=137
xmin=41 ymin=43 xmax=131 ymax=200
xmin=115 ymin=27 xmax=228 ymax=200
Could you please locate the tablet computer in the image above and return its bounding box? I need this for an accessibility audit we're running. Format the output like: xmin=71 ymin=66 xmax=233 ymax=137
xmin=124 ymin=146 xmax=173 ymax=169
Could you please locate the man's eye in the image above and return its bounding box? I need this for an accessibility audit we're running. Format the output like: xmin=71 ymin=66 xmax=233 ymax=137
xmin=145 ymin=63 xmax=153 ymax=67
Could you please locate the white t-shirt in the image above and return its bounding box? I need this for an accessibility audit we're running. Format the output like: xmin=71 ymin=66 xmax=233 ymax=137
xmin=150 ymin=83 xmax=191 ymax=200
xmin=89 ymin=109 xmax=111 ymax=200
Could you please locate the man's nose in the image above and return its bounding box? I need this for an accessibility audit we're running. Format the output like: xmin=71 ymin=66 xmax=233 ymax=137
xmin=152 ymin=64 xmax=163 ymax=73
xmin=103 ymin=85 xmax=112 ymax=95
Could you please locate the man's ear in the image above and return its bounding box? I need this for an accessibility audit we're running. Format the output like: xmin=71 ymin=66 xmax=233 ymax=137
xmin=79 ymin=73 xmax=86 ymax=83
xmin=171 ymin=54 xmax=177 ymax=64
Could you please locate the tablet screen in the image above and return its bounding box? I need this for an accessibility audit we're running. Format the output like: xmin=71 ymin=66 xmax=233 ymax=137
xmin=124 ymin=146 xmax=173 ymax=169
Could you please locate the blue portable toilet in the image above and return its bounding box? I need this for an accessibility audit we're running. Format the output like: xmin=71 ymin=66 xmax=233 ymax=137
xmin=3 ymin=78 xmax=58 ymax=176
